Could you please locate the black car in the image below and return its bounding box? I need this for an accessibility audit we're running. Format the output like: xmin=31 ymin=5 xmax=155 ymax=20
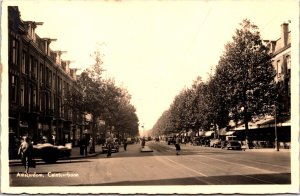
xmin=224 ymin=140 xmax=242 ymax=150
xmin=167 ymin=137 xmax=175 ymax=145
xmin=33 ymin=143 xmax=72 ymax=164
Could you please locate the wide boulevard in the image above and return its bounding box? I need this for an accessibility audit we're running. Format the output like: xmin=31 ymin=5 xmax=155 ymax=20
xmin=9 ymin=141 xmax=290 ymax=186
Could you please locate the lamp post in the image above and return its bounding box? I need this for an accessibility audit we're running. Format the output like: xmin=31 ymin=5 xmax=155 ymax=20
xmin=274 ymin=101 xmax=279 ymax=151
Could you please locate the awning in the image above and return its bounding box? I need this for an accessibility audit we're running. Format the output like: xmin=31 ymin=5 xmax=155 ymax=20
xmin=226 ymin=131 xmax=235 ymax=136
xmin=219 ymin=127 xmax=227 ymax=136
xmin=187 ymin=130 xmax=194 ymax=137
xmin=204 ymin=131 xmax=214 ymax=137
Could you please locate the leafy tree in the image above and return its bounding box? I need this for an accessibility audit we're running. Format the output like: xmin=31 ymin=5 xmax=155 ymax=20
xmin=65 ymin=48 xmax=139 ymax=151
xmin=216 ymin=19 xmax=276 ymax=145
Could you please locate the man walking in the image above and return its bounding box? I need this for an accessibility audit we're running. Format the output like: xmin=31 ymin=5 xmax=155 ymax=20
xmin=175 ymin=136 xmax=181 ymax=155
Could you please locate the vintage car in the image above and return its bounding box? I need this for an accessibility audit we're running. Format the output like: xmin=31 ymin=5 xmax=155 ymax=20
xmin=223 ymin=140 xmax=242 ymax=150
xmin=167 ymin=137 xmax=176 ymax=145
xmin=32 ymin=143 xmax=72 ymax=164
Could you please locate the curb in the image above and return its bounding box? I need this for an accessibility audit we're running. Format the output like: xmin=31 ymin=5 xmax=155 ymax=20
xmin=9 ymin=151 xmax=103 ymax=165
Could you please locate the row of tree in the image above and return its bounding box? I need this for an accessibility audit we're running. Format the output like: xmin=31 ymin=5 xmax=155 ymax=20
xmin=66 ymin=50 xmax=139 ymax=151
xmin=151 ymin=19 xmax=280 ymax=141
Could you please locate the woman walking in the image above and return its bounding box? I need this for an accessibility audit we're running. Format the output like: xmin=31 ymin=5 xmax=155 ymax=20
xmin=175 ymin=136 xmax=181 ymax=155
xmin=18 ymin=136 xmax=34 ymax=174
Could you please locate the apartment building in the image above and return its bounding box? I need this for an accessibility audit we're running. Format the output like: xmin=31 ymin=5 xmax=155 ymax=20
xmin=8 ymin=6 xmax=85 ymax=151
xmin=266 ymin=22 xmax=291 ymax=116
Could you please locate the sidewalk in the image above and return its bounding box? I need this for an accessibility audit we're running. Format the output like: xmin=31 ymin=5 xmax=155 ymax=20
xmin=9 ymin=145 xmax=103 ymax=165
xmin=186 ymin=143 xmax=291 ymax=152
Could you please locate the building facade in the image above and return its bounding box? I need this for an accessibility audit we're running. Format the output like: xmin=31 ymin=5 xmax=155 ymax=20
xmin=8 ymin=6 xmax=85 ymax=155
xmin=266 ymin=22 xmax=291 ymax=117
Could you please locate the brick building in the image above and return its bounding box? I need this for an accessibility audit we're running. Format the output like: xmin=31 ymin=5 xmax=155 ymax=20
xmin=8 ymin=6 xmax=85 ymax=155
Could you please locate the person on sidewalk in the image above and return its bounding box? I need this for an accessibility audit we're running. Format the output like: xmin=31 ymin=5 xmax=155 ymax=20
xmin=18 ymin=136 xmax=34 ymax=174
xmin=107 ymin=143 xmax=112 ymax=158
xmin=123 ymin=139 xmax=127 ymax=151
xmin=175 ymin=136 xmax=181 ymax=155
xmin=81 ymin=135 xmax=88 ymax=156
xmin=141 ymin=137 xmax=146 ymax=148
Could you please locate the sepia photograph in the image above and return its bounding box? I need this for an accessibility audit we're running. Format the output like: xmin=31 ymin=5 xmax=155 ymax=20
xmin=1 ymin=0 xmax=299 ymax=194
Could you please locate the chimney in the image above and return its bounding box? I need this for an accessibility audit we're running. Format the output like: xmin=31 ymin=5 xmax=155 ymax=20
xmin=53 ymin=51 xmax=67 ymax=66
xmin=24 ymin=21 xmax=43 ymax=42
xmin=281 ymin=23 xmax=289 ymax=47
xmin=42 ymin=38 xmax=57 ymax=56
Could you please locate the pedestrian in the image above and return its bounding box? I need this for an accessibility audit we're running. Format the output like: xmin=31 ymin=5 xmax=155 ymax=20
xmin=175 ymin=136 xmax=181 ymax=155
xmin=18 ymin=136 xmax=35 ymax=174
xmin=107 ymin=143 xmax=112 ymax=158
xmin=141 ymin=137 xmax=146 ymax=148
xmin=123 ymin=139 xmax=127 ymax=151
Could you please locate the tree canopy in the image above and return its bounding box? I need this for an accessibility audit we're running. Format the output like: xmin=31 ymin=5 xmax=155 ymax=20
xmin=150 ymin=19 xmax=277 ymax=144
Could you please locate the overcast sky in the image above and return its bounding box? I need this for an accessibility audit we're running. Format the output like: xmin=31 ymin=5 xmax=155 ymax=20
xmin=5 ymin=0 xmax=295 ymax=131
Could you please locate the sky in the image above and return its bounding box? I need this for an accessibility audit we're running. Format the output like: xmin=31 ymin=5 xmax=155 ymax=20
xmin=4 ymin=0 xmax=296 ymax=131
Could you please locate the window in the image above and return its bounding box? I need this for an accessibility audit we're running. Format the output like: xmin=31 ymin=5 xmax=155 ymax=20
xmin=51 ymin=95 xmax=54 ymax=110
xmin=49 ymin=70 xmax=52 ymax=87
xmin=21 ymin=51 xmax=26 ymax=73
xmin=53 ymin=73 xmax=56 ymax=89
xmin=10 ymin=75 xmax=17 ymax=102
xmin=45 ymin=67 xmax=49 ymax=85
xmin=28 ymin=55 xmax=33 ymax=74
xmin=20 ymin=84 xmax=25 ymax=106
xmin=39 ymin=93 xmax=42 ymax=111
xmin=286 ymin=55 xmax=291 ymax=71
xmin=277 ymin=60 xmax=281 ymax=78
xmin=28 ymin=87 xmax=31 ymax=111
xmin=39 ymin=63 xmax=43 ymax=83
xmin=12 ymin=39 xmax=18 ymax=65
xmin=32 ymin=89 xmax=36 ymax=107
xmin=33 ymin=60 xmax=38 ymax=78
xmin=58 ymin=77 xmax=61 ymax=92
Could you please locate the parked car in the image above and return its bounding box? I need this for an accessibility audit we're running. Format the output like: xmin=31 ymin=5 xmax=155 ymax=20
xmin=32 ymin=143 xmax=72 ymax=164
xmin=224 ymin=140 xmax=242 ymax=150
xmin=210 ymin=139 xmax=221 ymax=148
xmin=167 ymin=137 xmax=175 ymax=145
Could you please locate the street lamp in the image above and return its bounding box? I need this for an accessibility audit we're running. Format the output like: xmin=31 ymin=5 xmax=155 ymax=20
xmin=274 ymin=101 xmax=279 ymax=151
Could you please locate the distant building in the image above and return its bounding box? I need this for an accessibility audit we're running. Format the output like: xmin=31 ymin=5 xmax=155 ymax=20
xmin=8 ymin=6 xmax=85 ymax=152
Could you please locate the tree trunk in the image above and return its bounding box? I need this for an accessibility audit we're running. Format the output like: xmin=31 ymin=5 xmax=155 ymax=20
xmin=90 ymin=115 xmax=96 ymax=153
xmin=244 ymin=107 xmax=250 ymax=149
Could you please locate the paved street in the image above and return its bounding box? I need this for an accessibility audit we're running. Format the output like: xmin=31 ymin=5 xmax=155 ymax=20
xmin=9 ymin=141 xmax=290 ymax=186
